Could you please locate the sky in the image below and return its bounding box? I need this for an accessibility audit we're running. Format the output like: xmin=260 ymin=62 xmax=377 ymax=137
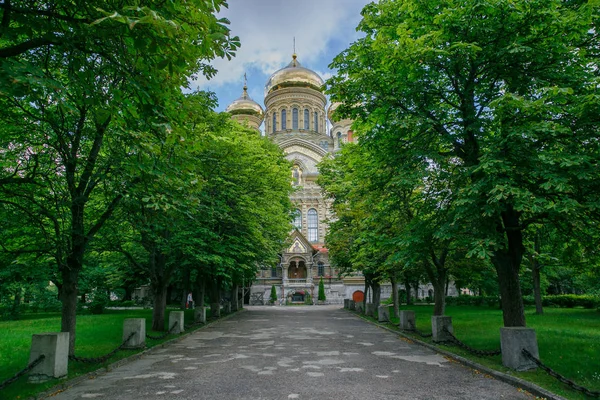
xmin=191 ymin=0 xmax=372 ymax=114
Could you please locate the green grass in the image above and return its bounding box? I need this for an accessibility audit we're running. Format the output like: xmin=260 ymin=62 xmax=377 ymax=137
xmin=0 ymin=307 xmax=215 ymax=400
xmin=379 ymin=305 xmax=600 ymax=400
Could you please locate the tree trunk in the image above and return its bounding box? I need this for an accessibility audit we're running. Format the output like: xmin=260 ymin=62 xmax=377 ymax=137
xmin=433 ymin=279 xmax=446 ymax=316
xmin=231 ymin=284 xmax=239 ymax=311
xmin=372 ymin=281 xmax=381 ymax=310
xmin=194 ymin=275 xmax=206 ymax=309
xmin=151 ymin=283 xmax=168 ymax=331
xmin=391 ymin=276 xmax=399 ymax=319
xmin=492 ymin=207 xmax=526 ymax=327
xmin=404 ymin=279 xmax=411 ymax=305
xmin=532 ymin=233 xmax=543 ymax=315
xmin=181 ymin=268 xmax=191 ymax=310
xmin=59 ymin=265 xmax=80 ymax=354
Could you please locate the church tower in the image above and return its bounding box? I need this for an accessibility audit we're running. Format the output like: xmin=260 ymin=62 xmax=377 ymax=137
xmin=225 ymin=54 xmax=354 ymax=305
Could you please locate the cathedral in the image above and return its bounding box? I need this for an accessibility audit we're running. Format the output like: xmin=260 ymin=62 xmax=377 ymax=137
xmin=224 ymin=53 xmax=364 ymax=304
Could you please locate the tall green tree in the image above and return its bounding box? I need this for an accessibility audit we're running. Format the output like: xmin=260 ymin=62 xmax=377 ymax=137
xmin=0 ymin=1 xmax=239 ymax=351
xmin=327 ymin=0 xmax=600 ymax=327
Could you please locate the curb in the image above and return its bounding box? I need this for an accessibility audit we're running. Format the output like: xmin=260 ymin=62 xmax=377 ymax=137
xmin=345 ymin=308 xmax=566 ymax=400
xmin=35 ymin=309 xmax=245 ymax=399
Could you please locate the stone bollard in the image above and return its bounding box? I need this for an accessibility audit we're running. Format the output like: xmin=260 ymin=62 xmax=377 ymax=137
xmin=356 ymin=302 xmax=364 ymax=313
xmin=431 ymin=316 xmax=453 ymax=342
xmin=399 ymin=310 xmax=415 ymax=330
xmin=348 ymin=300 xmax=356 ymax=311
xmin=223 ymin=302 xmax=231 ymax=314
xmin=344 ymin=299 xmax=350 ymax=309
xmin=122 ymin=318 xmax=146 ymax=349
xmin=28 ymin=332 xmax=69 ymax=382
xmin=194 ymin=307 xmax=206 ymax=324
xmin=365 ymin=303 xmax=376 ymax=317
xmin=169 ymin=311 xmax=185 ymax=334
xmin=210 ymin=302 xmax=221 ymax=318
xmin=378 ymin=305 xmax=390 ymax=322
xmin=500 ymin=327 xmax=539 ymax=371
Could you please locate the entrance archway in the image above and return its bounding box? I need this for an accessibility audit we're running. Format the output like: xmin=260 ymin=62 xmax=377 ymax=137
xmin=288 ymin=260 xmax=306 ymax=279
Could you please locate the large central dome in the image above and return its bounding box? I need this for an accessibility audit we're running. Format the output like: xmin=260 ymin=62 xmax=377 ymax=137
xmin=265 ymin=54 xmax=324 ymax=96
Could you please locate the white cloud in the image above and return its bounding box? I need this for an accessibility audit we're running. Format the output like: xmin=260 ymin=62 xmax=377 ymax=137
xmin=192 ymin=0 xmax=369 ymax=90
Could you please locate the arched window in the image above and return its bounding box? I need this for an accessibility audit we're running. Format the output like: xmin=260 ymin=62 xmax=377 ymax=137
xmin=281 ymin=109 xmax=287 ymax=130
xmin=307 ymin=208 xmax=318 ymax=242
xmin=317 ymin=262 xmax=324 ymax=277
xmin=292 ymin=108 xmax=299 ymax=129
xmin=313 ymin=112 xmax=318 ymax=132
xmin=293 ymin=209 xmax=302 ymax=230
xmin=304 ymin=109 xmax=309 ymax=129
xmin=337 ymin=131 xmax=342 ymax=146
xmin=272 ymin=113 xmax=277 ymax=133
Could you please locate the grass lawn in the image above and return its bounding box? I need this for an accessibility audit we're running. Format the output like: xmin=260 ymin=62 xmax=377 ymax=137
xmin=0 ymin=307 xmax=214 ymax=400
xmin=378 ymin=304 xmax=600 ymax=400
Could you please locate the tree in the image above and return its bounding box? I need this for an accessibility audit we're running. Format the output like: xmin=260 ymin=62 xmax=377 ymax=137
xmin=270 ymin=285 xmax=278 ymax=304
xmin=327 ymin=0 xmax=600 ymax=327
xmin=0 ymin=0 xmax=239 ymax=352
xmin=317 ymin=277 xmax=326 ymax=302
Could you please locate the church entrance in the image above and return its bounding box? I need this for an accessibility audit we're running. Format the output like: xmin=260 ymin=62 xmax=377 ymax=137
xmin=288 ymin=260 xmax=306 ymax=280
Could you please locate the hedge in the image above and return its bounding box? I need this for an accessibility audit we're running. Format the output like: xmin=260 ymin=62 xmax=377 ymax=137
xmin=445 ymin=294 xmax=599 ymax=309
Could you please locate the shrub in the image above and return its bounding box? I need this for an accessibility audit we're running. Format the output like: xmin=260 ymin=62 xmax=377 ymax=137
xmin=318 ymin=278 xmax=326 ymax=302
xmin=88 ymin=291 xmax=110 ymax=314
xmin=269 ymin=285 xmax=278 ymax=304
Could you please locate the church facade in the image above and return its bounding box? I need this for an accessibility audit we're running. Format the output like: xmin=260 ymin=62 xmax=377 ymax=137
xmin=225 ymin=54 xmax=363 ymax=304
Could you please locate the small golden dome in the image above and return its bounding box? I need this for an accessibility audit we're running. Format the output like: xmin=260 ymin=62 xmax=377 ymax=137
xmin=226 ymin=85 xmax=264 ymax=119
xmin=265 ymin=55 xmax=324 ymax=96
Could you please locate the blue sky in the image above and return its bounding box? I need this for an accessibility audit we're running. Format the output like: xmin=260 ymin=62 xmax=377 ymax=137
xmin=191 ymin=0 xmax=372 ymax=115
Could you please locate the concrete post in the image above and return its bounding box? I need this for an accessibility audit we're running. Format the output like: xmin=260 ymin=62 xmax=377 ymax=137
xmin=168 ymin=311 xmax=185 ymax=334
xmin=348 ymin=300 xmax=356 ymax=311
xmin=28 ymin=332 xmax=69 ymax=382
xmin=223 ymin=302 xmax=231 ymax=314
xmin=210 ymin=302 xmax=221 ymax=318
xmin=500 ymin=327 xmax=539 ymax=371
xmin=365 ymin=303 xmax=376 ymax=317
xmin=194 ymin=307 xmax=206 ymax=324
xmin=356 ymin=302 xmax=364 ymax=313
xmin=344 ymin=299 xmax=350 ymax=309
xmin=122 ymin=318 xmax=146 ymax=349
xmin=378 ymin=305 xmax=390 ymax=322
xmin=431 ymin=316 xmax=453 ymax=342
xmin=399 ymin=310 xmax=415 ymax=330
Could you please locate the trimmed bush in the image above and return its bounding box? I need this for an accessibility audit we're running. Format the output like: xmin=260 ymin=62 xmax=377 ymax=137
xmin=318 ymin=277 xmax=326 ymax=302
xmin=269 ymin=285 xmax=278 ymax=304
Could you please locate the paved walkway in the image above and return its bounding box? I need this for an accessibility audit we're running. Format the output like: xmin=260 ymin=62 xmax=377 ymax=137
xmin=53 ymin=306 xmax=532 ymax=400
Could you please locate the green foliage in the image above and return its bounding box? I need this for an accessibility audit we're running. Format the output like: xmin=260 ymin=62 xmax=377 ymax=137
xmin=326 ymin=0 xmax=600 ymax=326
xmin=522 ymin=295 xmax=599 ymax=309
xmin=318 ymin=278 xmax=326 ymax=302
xmin=304 ymin=293 xmax=312 ymax=305
xmin=445 ymin=296 xmax=500 ymax=308
xmin=269 ymin=285 xmax=278 ymax=304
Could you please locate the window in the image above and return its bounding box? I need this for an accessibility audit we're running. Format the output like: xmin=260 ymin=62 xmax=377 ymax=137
xmin=292 ymin=108 xmax=298 ymax=129
xmin=272 ymin=113 xmax=277 ymax=133
xmin=281 ymin=109 xmax=287 ymax=130
xmin=307 ymin=208 xmax=318 ymax=242
xmin=313 ymin=112 xmax=318 ymax=132
xmin=271 ymin=267 xmax=277 ymax=278
xmin=317 ymin=262 xmax=324 ymax=277
xmin=304 ymin=109 xmax=309 ymax=129
xmin=320 ymin=140 xmax=329 ymax=150
xmin=293 ymin=209 xmax=302 ymax=230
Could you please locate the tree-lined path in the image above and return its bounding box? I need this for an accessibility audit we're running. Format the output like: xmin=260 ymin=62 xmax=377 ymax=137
xmin=53 ymin=307 xmax=530 ymax=400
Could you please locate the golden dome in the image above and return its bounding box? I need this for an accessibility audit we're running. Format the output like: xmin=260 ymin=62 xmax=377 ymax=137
xmin=226 ymin=85 xmax=264 ymax=119
xmin=265 ymin=54 xmax=324 ymax=96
